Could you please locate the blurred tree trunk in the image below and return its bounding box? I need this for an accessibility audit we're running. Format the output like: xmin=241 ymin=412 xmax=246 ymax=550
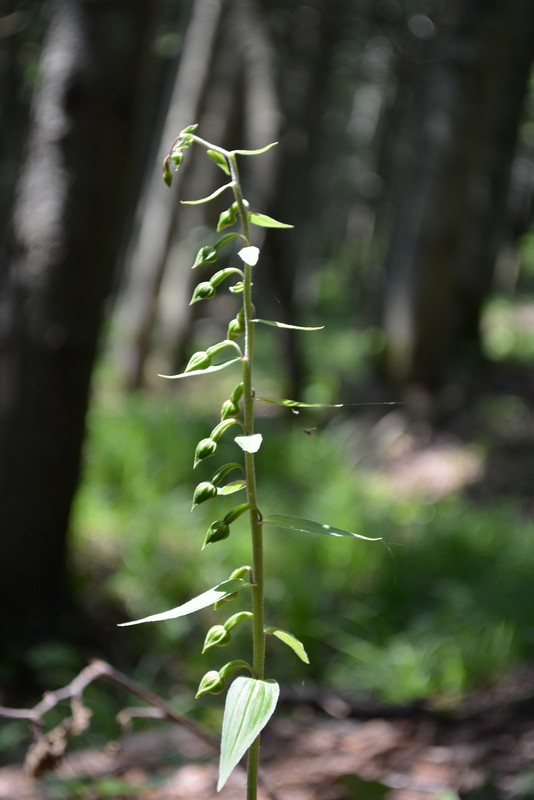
xmin=380 ymin=0 xmax=534 ymax=389
xmin=0 ymin=0 xmax=154 ymax=662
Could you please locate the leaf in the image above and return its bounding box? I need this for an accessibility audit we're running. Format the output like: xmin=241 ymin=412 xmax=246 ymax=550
xmin=234 ymin=433 xmax=263 ymax=453
xmin=158 ymin=358 xmax=241 ymax=380
xmin=217 ymin=480 xmax=247 ymax=496
xmin=181 ymin=182 xmax=232 ymax=205
xmin=117 ymin=579 xmax=250 ymax=627
xmin=248 ymin=212 xmax=293 ymax=229
xmin=252 ymin=318 xmax=324 ymax=331
xmin=207 ymin=149 xmax=230 ymax=175
xmin=258 ymin=397 xmax=344 ymax=409
xmin=218 ymin=677 xmax=279 ymax=791
xmin=266 ymin=627 xmax=310 ymax=664
xmin=237 ymin=246 xmax=260 ymax=266
xmin=263 ymin=514 xmax=381 ymax=541
xmin=232 ymin=142 xmax=278 ymax=156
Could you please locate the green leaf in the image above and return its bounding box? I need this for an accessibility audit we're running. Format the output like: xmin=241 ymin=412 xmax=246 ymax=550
xmin=263 ymin=514 xmax=382 ymax=541
xmin=158 ymin=357 xmax=241 ymax=379
xmin=265 ymin=627 xmax=310 ymax=664
xmin=181 ymin=182 xmax=232 ymax=205
xmin=210 ymin=268 xmax=243 ymax=288
xmin=117 ymin=579 xmax=250 ymax=626
xmin=207 ymin=149 xmax=230 ymax=175
xmin=217 ymin=480 xmax=247 ymax=496
xmin=232 ymin=141 xmax=278 ymax=156
xmin=218 ymin=677 xmax=279 ymax=791
xmin=248 ymin=212 xmax=293 ymax=229
xmin=252 ymin=318 xmax=324 ymax=331
xmin=257 ymin=397 xmax=344 ymax=409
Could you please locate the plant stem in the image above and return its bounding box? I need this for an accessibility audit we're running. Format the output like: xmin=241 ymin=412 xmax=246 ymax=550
xmin=228 ymin=152 xmax=265 ymax=800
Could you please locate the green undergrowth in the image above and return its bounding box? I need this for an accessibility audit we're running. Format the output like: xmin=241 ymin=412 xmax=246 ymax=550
xmin=71 ymin=372 xmax=534 ymax=706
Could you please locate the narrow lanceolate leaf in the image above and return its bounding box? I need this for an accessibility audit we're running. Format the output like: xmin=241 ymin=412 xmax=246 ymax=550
xmin=232 ymin=141 xmax=278 ymax=156
xmin=234 ymin=433 xmax=263 ymax=453
xmin=218 ymin=677 xmax=280 ymax=791
xmin=248 ymin=212 xmax=293 ymax=229
xmin=117 ymin=579 xmax=250 ymax=627
xmin=265 ymin=627 xmax=310 ymax=664
xmin=217 ymin=480 xmax=247 ymax=496
xmin=263 ymin=514 xmax=382 ymax=541
xmin=158 ymin=358 xmax=241 ymax=380
xmin=252 ymin=318 xmax=324 ymax=331
xmin=181 ymin=182 xmax=233 ymax=205
xmin=257 ymin=397 xmax=344 ymax=409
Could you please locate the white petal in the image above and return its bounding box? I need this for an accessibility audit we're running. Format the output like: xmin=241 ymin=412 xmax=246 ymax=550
xmin=234 ymin=433 xmax=263 ymax=453
xmin=238 ymin=246 xmax=260 ymax=266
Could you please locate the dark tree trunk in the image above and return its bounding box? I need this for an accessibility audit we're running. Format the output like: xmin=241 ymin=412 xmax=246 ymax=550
xmin=0 ymin=0 xmax=152 ymax=661
xmin=380 ymin=0 xmax=534 ymax=389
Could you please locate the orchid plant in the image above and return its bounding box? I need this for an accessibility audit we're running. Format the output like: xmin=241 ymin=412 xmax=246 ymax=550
xmin=119 ymin=125 xmax=379 ymax=799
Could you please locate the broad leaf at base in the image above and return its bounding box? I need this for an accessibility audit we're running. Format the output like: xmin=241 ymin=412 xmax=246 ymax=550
xmin=218 ymin=677 xmax=279 ymax=791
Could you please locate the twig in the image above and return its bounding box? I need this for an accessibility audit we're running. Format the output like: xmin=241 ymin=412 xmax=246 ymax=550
xmin=0 ymin=658 xmax=281 ymax=800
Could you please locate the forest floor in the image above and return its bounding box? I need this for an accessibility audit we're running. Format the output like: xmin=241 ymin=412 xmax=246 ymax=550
xmin=2 ymin=665 xmax=534 ymax=800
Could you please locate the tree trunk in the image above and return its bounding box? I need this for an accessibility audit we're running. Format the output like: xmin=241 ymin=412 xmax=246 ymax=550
xmin=0 ymin=0 xmax=152 ymax=660
xmin=380 ymin=0 xmax=534 ymax=389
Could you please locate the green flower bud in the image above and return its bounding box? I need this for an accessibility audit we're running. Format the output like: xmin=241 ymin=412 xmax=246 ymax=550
xmin=195 ymin=670 xmax=225 ymax=699
xmin=216 ymin=202 xmax=239 ymax=232
xmin=170 ymin=150 xmax=183 ymax=168
xmin=190 ymin=282 xmax=216 ymax=304
xmin=192 ymin=245 xmax=218 ymax=269
xmin=202 ymin=520 xmax=230 ymax=548
xmin=228 ymin=282 xmax=244 ymax=294
xmin=162 ymin=156 xmax=173 ymax=187
xmin=230 ymin=383 xmax=244 ymax=403
xmin=192 ymin=481 xmax=217 ymax=509
xmin=180 ymin=123 xmax=198 ymax=135
xmin=202 ymin=624 xmax=231 ymax=653
xmin=220 ymin=399 xmax=240 ymax=420
xmin=185 ymin=350 xmax=211 ymax=372
xmin=193 ymin=438 xmax=217 ymax=468
xmin=227 ymin=318 xmax=244 ymax=340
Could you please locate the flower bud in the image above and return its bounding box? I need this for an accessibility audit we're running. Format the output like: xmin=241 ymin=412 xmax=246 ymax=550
xmin=185 ymin=350 xmax=211 ymax=373
xmin=227 ymin=319 xmax=244 ymax=340
xmin=230 ymin=383 xmax=244 ymax=403
xmin=202 ymin=520 xmax=230 ymax=548
xmin=195 ymin=670 xmax=225 ymax=699
xmin=190 ymin=282 xmax=216 ymax=304
xmin=192 ymin=245 xmax=218 ymax=269
xmin=220 ymin=399 xmax=240 ymax=420
xmin=216 ymin=202 xmax=238 ymax=232
xmin=202 ymin=625 xmax=231 ymax=653
xmin=193 ymin=438 xmax=217 ymax=468
xmin=192 ymin=481 xmax=217 ymax=509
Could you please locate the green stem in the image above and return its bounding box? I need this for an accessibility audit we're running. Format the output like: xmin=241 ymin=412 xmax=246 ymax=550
xmin=228 ymin=152 xmax=265 ymax=800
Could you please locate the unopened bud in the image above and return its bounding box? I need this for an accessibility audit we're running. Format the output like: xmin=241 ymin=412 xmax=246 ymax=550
xmin=190 ymin=282 xmax=216 ymax=304
xmin=220 ymin=399 xmax=240 ymax=420
xmin=185 ymin=350 xmax=211 ymax=373
xmin=203 ymin=520 xmax=230 ymax=548
xmin=192 ymin=481 xmax=217 ymax=509
xmin=195 ymin=670 xmax=225 ymax=698
xmin=193 ymin=438 xmax=217 ymax=468
xmin=202 ymin=625 xmax=231 ymax=653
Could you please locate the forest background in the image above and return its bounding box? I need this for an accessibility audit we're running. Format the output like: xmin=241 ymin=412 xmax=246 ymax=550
xmin=2 ymin=0 xmax=534 ymax=784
